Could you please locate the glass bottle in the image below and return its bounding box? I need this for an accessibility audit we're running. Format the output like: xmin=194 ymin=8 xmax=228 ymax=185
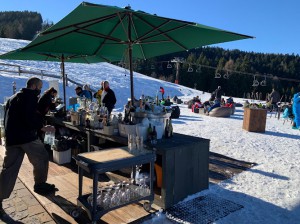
xmin=44 ymin=131 xmax=50 ymax=144
xmin=164 ymin=119 xmax=169 ymax=138
xmin=152 ymin=126 xmax=157 ymax=145
xmin=85 ymin=117 xmax=91 ymax=128
xmin=168 ymin=118 xmax=173 ymax=137
xmin=147 ymin=123 xmax=152 ymax=142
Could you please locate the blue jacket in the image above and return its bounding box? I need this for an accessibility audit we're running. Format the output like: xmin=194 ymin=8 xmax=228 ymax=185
xmin=78 ymin=90 xmax=92 ymax=100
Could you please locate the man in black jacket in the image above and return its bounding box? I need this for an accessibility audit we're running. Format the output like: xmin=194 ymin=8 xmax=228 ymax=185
xmin=0 ymin=77 xmax=57 ymax=216
xmin=101 ymin=81 xmax=117 ymax=115
xmin=214 ymin=86 xmax=224 ymax=101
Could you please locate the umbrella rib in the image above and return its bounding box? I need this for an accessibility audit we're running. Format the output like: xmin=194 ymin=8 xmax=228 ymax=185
xmin=41 ymin=14 xmax=117 ymax=36
xmin=134 ymin=14 xmax=189 ymax=50
xmin=133 ymin=20 xmax=170 ymax=42
xmin=23 ymin=14 xmax=119 ymax=51
xmin=75 ymin=29 xmax=122 ymax=43
xmin=129 ymin=14 xmax=146 ymax=60
xmin=93 ymin=12 xmax=128 ymax=56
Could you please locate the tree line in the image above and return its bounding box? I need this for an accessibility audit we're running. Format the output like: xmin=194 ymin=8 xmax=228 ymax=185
xmin=0 ymin=11 xmax=53 ymax=40
xmin=134 ymin=47 xmax=300 ymax=101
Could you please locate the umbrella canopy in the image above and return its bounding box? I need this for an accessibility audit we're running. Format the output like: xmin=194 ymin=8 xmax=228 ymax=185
xmin=0 ymin=1 xmax=253 ymax=103
xmin=0 ymin=49 xmax=107 ymax=64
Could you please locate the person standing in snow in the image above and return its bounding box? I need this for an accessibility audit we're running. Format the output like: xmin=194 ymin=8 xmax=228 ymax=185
xmin=268 ymin=88 xmax=281 ymax=111
xmin=159 ymin=86 xmax=165 ymax=100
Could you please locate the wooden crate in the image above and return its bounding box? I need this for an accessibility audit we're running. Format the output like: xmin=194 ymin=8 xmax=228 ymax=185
xmin=243 ymin=108 xmax=267 ymax=132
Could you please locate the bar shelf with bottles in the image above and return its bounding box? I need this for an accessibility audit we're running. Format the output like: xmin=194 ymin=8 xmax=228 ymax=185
xmin=68 ymin=94 xmax=173 ymax=140
xmin=46 ymin=94 xmax=174 ymax=156
xmin=119 ymin=94 xmax=173 ymax=144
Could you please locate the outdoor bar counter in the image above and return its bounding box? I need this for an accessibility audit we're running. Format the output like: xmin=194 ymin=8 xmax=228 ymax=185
xmin=46 ymin=115 xmax=210 ymax=209
xmin=45 ymin=115 xmax=128 ymax=148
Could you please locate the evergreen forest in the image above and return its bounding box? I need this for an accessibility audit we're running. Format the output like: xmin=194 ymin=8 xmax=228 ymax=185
xmin=133 ymin=47 xmax=300 ymax=101
xmin=0 ymin=11 xmax=53 ymax=40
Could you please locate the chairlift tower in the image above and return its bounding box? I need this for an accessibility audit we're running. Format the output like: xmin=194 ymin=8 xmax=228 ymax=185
xmin=171 ymin=57 xmax=184 ymax=84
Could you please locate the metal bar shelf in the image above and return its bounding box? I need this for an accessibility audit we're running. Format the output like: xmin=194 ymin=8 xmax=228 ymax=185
xmin=74 ymin=148 xmax=156 ymax=223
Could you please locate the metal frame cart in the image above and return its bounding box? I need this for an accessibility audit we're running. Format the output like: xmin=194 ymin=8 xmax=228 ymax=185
xmin=73 ymin=148 xmax=156 ymax=223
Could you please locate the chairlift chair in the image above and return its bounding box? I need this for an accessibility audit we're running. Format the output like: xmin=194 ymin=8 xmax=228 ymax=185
xmin=187 ymin=64 xmax=193 ymax=72
xmin=215 ymin=72 xmax=221 ymax=78
xmin=196 ymin=65 xmax=201 ymax=73
xmin=223 ymin=71 xmax=229 ymax=79
xmin=260 ymin=80 xmax=266 ymax=86
xmin=252 ymin=75 xmax=259 ymax=87
xmin=167 ymin=61 xmax=172 ymax=69
xmin=260 ymin=75 xmax=267 ymax=86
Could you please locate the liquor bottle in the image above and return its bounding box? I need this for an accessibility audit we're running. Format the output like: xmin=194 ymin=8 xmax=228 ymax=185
xmin=156 ymin=95 xmax=159 ymax=105
xmin=164 ymin=119 xmax=169 ymax=138
xmin=44 ymin=132 xmax=50 ymax=144
xmin=147 ymin=123 xmax=152 ymax=142
xmin=85 ymin=118 xmax=91 ymax=128
xmin=152 ymin=126 xmax=157 ymax=145
xmin=168 ymin=118 xmax=173 ymax=137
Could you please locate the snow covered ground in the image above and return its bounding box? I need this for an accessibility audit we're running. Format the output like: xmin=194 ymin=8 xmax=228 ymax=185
xmin=1 ymin=38 xmax=300 ymax=224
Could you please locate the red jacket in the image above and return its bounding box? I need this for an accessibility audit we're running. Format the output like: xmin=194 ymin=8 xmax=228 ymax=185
xmin=160 ymin=87 xmax=165 ymax=94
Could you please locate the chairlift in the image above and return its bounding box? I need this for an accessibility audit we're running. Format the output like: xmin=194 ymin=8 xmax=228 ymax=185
xmin=215 ymin=72 xmax=221 ymax=78
xmin=150 ymin=64 xmax=155 ymax=70
xmin=187 ymin=64 xmax=193 ymax=72
xmin=196 ymin=65 xmax=202 ymax=73
xmin=260 ymin=75 xmax=267 ymax=86
xmin=223 ymin=71 xmax=229 ymax=79
xmin=167 ymin=61 xmax=172 ymax=69
xmin=252 ymin=75 xmax=259 ymax=87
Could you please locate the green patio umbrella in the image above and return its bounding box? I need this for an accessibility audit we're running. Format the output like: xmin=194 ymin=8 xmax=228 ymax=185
xmin=0 ymin=1 xmax=253 ymax=103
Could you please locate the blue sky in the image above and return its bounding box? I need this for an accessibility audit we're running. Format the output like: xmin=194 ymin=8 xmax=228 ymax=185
xmin=1 ymin=0 xmax=300 ymax=55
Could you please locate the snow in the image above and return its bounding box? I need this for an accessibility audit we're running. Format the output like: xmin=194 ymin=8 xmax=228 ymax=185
xmin=1 ymin=38 xmax=300 ymax=224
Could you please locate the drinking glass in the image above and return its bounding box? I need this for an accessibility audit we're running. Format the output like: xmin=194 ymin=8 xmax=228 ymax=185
xmin=141 ymin=175 xmax=150 ymax=196
xmin=111 ymin=184 xmax=121 ymax=207
xmin=124 ymin=182 xmax=131 ymax=202
xmin=96 ymin=186 xmax=104 ymax=207
xmin=87 ymin=186 xmax=93 ymax=206
xmin=102 ymin=186 xmax=112 ymax=209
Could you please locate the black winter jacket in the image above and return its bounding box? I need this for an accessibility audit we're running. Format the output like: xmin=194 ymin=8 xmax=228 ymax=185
xmin=4 ymin=88 xmax=44 ymax=146
xmin=38 ymin=93 xmax=56 ymax=116
xmin=102 ymin=88 xmax=116 ymax=114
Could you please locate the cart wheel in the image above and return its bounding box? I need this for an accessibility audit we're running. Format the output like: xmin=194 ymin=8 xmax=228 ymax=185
xmin=143 ymin=202 xmax=152 ymax=212
xmin=70 ymin=208 xmax=81 ymax=218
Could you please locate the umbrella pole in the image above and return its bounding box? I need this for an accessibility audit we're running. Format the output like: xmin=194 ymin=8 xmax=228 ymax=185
xmin=61 ymin=55 xmax=67 ymax=112
xmin=128 ymin=14 xmax=134 ymax=104
xmin=129 ymin=44 xmax=134 ymax=104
